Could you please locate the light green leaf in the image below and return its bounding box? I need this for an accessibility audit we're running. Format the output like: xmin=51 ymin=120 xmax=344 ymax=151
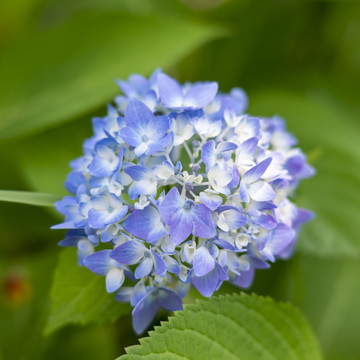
xmin=119 ymin=293 xmax=322 ymax=360
xmin=249 ymin=89 xmax=360 ymax=258
xmin=45 ymin=248 xmax=130 ymax=335
xmin=0 ymin=11 xmax=222 ymax=140
xmin=0 ymin=190 xmax=60 ymax=207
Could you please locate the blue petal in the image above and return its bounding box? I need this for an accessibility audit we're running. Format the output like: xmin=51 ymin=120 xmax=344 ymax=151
xmin=192 ymin=204 xmax=217 ymax=239
xmin=242 ymin=157 xmax=272 ymax=184
xmin=158 ymin=187 xmax=183 ymax=224
xmin=247 ymin=181 xmax=276 ymax=202
xmin=170 ymin=211 xmax=193 ymax=245
xmin=148 ymin=116 xmax=169 ymax=139
xmin=132 ymin=291 xmax=159 ymax=334
xmin=135 ymin=257 xmax=153 ymax=279
xmin=158 ymin=73 xmax=183 ymax=108
xmin=183 ymin=82 xmax=218 ymax=108
xmin=263 ymin=224 xmax=296 ymax=261
xmin=199 ymin=191 xmax=222 ymax=211
xmin=231 ymin=267 xmax=255 ymax=289
xmin=115 ymin=286 xmax=133 ymax=303
xmin=130 ymin=281 xmax=148 ymax=306
xmin=106 ymin=268 xmax=124 ymax=293
xmin=164 ymin=256 xmax=180 ymax=275
xmin=119 ymin=126 xmax=141 ymax=147
xmin=77 ymin=239 xmax=94 ymax=266
xmin=193 ymin=246 xmax=215 ymax=277
xmin=238 ymin=137 xmax=258 ymax=159
xmin=176 ymin=282 xmax=191 ymax=299
xmin=123 ymin=206 xmax=168 ymax=243
xmin=293 ymin=208 xmax=314 ymax=228
xmin=84 ymin=250 xmax=112 ymax=276
xmin=156 ymin=288 xmax=183 ymax=312
xmin=239 ymin=181 xmax=250 ymax=203
xmin=192 ymin=266 xmax=219 ymax=297
xmin=146 ymin=133 xmax=172 ymax=155
xmin=219 ymin=207 xmax=248 ymax=230
xmin=110 ymin=241 xmax=145 ymax=265
xmin=151 ymin=249 xmax=167 ymax=277
xmin=89 ymin=156 xmax=117 ymax=177
xmin=201 ymin=140 xmax=216 ymax=168
xmin=217 ymin=141 xmax=238 ymax=153
xmin=58 ymin=229 xmax=87 ymax=247
xmin=124 ymin=165 xmax=151 ymax=181
xmin=65 ymin=171 xmax=87 ymax=195
xmin=253 ymin=214 xmax=277 ymax=229
xmin=125 ymin=98 xmax=153 ymax=131
xmin=88 ymin=205 xmax=127 ymax=229
xmin=228 ymin=165 xmax=240 ymax=189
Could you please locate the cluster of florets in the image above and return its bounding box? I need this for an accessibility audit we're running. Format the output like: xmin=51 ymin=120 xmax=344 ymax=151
xmin=54 ymin=69 xmax=314 ymax=333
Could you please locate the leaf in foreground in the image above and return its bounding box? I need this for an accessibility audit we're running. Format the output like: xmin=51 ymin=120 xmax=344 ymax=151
xmin=45 ymin=248 xmax=130 ymax=335
xmin=119 ymin=293 xmax=322 ymax=360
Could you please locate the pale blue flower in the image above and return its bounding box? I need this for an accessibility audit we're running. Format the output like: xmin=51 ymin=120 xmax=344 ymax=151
xmin=54 ymin=70 xmax=315 ymax=333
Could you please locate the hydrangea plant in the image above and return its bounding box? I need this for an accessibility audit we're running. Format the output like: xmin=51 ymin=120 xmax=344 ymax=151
xmin=53 ymin=70 xmax=314 ymax=334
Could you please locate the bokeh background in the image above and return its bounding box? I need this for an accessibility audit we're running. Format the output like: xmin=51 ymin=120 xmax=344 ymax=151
xmin=1 ymin=0 xmax=359 ymax=359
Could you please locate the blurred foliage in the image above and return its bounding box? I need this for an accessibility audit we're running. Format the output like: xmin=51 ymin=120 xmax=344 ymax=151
xmin=45 ymin=248 xmax=130 ymax=335
xmin=0 ymin=0 xmax=359 ymax=359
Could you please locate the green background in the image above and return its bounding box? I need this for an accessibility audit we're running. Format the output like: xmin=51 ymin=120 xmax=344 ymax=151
xmin=0 ymin=0 xmax=359 ymax=359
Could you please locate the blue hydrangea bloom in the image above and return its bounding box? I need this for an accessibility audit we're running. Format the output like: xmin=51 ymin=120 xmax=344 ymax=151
xmin=54 ymin=69 xmax=315 ymax=334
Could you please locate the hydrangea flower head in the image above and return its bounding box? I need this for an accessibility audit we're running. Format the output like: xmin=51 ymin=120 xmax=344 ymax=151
xmin=54 ymin=70 xmax=315 ymax=334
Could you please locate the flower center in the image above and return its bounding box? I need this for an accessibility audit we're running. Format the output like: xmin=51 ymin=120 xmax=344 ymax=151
xmin=141 ymin=135 xmax=149 ymax=142
xmin=183 ymin=200 xmax=194 ymax=211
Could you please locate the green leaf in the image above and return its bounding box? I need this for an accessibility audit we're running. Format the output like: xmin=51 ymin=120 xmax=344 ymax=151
xmin=45 ymin=248 xmax=130 ymax=335
xmin=119 ymin=293 xmax=322 ymax=360
xmin=249 ymin=89 xmax=360 ymax=258
xmin=0 ymin=10 xmax=222 ymax=140
xmin=0 ymin=190 xmax=60 ymax=207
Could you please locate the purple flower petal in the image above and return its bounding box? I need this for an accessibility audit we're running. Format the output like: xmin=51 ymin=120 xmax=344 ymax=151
xmin=135 ymin=257 xmax=153 ymax=279
xmin=106 ymin=268 xmax=124 ymax=293
xmin=247 ymin=181 xmax=277 ymax=202
xmin=183 ymin=82 xmax=218 ymax=108
xmin=156 ymin=288 xmax=183 ymax=312
xmin=119 ymin=126 xmax=141 ymax=147
xmin=125 ymin=165 xmax=151 ymax=181
xmin=84 ymin=250 xmax=112 ymax=276
xmin=110 ymin=241 xmax=146 ymax=265
xmin=242 ymin=157 xmax=272 ymax=184
xmin=158 ymin=73 xmax=183 ymax=108
xmin=158 ymin=187 xmax=183 ymax=224
xmin=151 ymin=249 xmax=167 ymax=277
xmin=125 ymin=98 xmax=153 ymax=130
xmin=170 ymin=211 xmax=193 ymax=245
xmin=192 ymin=265 xmax=220 ymax=297
xmin=199 ymin=191 xmax=222 ymax=211
xmin=193 ymin=204 xmax=217 ymax=239
xmin=123 ymin=206 xmax=168 ymax=243
xmin=201 ymin=140 xmax=216 ymax=168
xmin=132 ymin=291 xmax=159 ymax=334
xmin=231 ymin=267 xmax=255 ymax=289
xmin=193 ymin=246 xmax=215 ymax=277
xmin=148 ymin=116 xmax=169 ymax=139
